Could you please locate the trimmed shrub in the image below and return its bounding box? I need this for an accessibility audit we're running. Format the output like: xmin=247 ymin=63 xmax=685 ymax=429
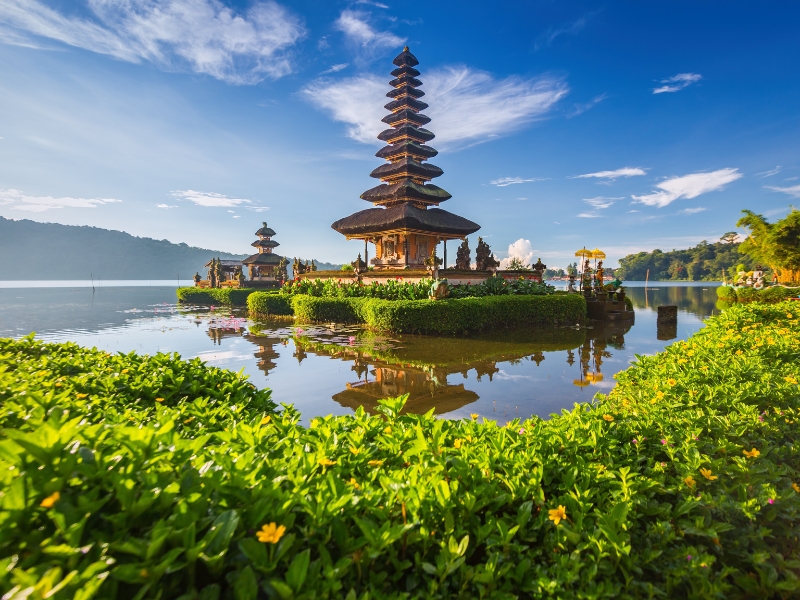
xmin=176 ymin=287 xmax=256 ymax=306
xmin=290 ymin=294 xmax=586 ymax=334
xmin=716 ymin=285 xmax=799 ymax=304
xmin=2 ymin=303 xmax=800 ymax=597
xmin=716 ymin=285 xmax=737 ymax=302
xmin=247 ymin=291 xmax=293 ymax=317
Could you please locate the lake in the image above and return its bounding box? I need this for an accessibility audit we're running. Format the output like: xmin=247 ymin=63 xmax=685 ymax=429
xmin=0 ymin=282 xmax=721 ymax=424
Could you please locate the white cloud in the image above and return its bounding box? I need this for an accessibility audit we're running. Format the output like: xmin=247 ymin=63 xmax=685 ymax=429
xmin=157 ymin=203 xmax=177 ymax=209
xmin=577 ymin=212 xmax=602 ymax=218
xmin=572 ymin=167 xmax=646 ymax=181
xmin=490 ymin=176 xmax=545 ymax=187
xmin=0 ymin=188 xmax=122 ymax=212
xmin=232 ymin=215 xmax=241 ymax=218
xmin=653 ymin=73 xmax=702 ymax=94
xmin=632 ymin=168 xmax=742 ymax=208
xmin=320 ymin=62 xmax=348 ymax=75
xmin=302 ymin=67 xmax=568 ymax=149
xmin=535 ymin=14 xmax=592 ymax=50
xmin=568 ymin=93 xmax=607 ymax=117
xmin=0 ymin=0 xmax=306 ymax=84
xmin=766 ymin=184 xmax=800 ymax=199
xmin=583 ymin=196 xmax=621 ymax=209
xmin=499 ymin=238 xmax=536 ymax=269
xmin=680 ymin=207 xmax=707 ymax=214
xmin=756 ymin=166 xmax=781 ymax=178
xmin=335 ymin=9 xmax=403 ymax=50
xmin=171 ymin=190 xmax=252 ymax=208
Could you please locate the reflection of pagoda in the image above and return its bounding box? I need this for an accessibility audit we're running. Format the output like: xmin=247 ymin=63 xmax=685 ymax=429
xmin=331 ymin=47 xmax=480 ymax=269
xmin=242 ymin=223 xmax=285 ymax=283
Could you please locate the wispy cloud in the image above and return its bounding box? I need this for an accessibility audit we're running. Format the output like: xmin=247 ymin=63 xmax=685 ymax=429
xmin=535 ymin=13 xmax=592 ymax=50
xmin=302 ymin=67 xmax=568 ymax=149
xmin=568 ymin=93 xmax=607 ymax=117
xmin=157 ymin=203 xmax=177 ymax=209
xmin=584 ymin=196 xmax=621 ymax=209
xmin=0 ymin=0 xmax=306 ymax=84
xmin=490 ymin=176 xmax=545 ymax=187
xmin=632 ymin=168 xmax=742 ymax=208
xmin=680 ymin=207 xmax=707 ymax=214
xmin=756 ymin=166 xmax=781 ymax=178
xmin=765 ymin=184 xmax=800 ymax=199
xmin=320 ymin=62 xmax=348 ymax=74
xmin=354 ymin=0 xmax=390 ymax=8
xmin=335 ymin=9 xmax=404 ymax=51
xmin=653 ymin=73 xmax=702 ymax=94
xmin=572 ymin=167 xmax=646 ymax=181
xmin=577 ymin=212 xmax=602 ymax=218
xmin=171 ymin=190 xmax=269 ymax=211
xmin=0 ymin=188 xmax=122 ymax=212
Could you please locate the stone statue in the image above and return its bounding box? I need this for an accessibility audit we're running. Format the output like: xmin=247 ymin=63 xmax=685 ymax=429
xmin=277 ymin=257 xmax=288 ymax=283
xmin=429 ymin=279 xmax=450 ymax=300
xmin=209 ymin=259 xmax=218 ymax=288
xmin=234 ymin=266 xmax=246 ymax=287
xmin=293 ymin=257 xmax=307 ymax=276
xmin=594 ymin=260 xmax=604 ymax=291
xmin=214 ymin=258 xmax=224 ymax=285
xmin=567 ymin=275 xmax=577 ymax=293
xmin=424 ymin=248 xmax=442 ymax=278
xmin=455 ymin=238 xmax=471 ymax=270
xmin=311 ymin=260 xmax=318 ymax=272
xmin=475 ymin=237 xmax=499 ymax=271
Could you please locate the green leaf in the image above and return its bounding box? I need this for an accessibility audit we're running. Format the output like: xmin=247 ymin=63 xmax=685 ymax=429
xmin=285 ymin=549 xmax=310 ymax=594
xmin=234 ymin=566 xmax=258 ymax=600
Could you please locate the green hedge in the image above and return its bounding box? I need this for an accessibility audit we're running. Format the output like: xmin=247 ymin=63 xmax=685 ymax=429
xmin=289 ymin=294 xmax=586 ymax=334
xmin=247 ymin=291 xmax=293 ymax=317
xmin=176 ymin=287 xmax=256 ymax=306
xmin=2 ymin=303 xmax=800 ymax=597
xmin=716 ymin=285 xmax=799 ymax=304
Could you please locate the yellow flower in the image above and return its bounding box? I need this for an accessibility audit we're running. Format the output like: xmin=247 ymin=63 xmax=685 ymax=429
xmin=155 ymin=397 xmax=165 ymax=403
xmin=470 ymin=413 xmax=479 ymax=420
xmin=785 ymin=376 xmax=798 ymax=385
xmin=667 ymin=378 xmax=677 ymax=387
xmin=742 ymin=448 xmax=760 ymax=458
xmin=122 ymin=369 xmax=129 ymax=374
xmin=602 ymin=414 xmax=614 ymax=422
xmin=350 ymin=446 xmax=361 ymax=455
xmin=792 ymin=483 xmax=800 ymax=493
xmin=700 ymin=468 xmax=718 ymax=481
xmin=687 ymin=350 xmax=695 ymax=356
xmin=383 ymin=426 xmax=392 ymax=434
xmin=348 ymin=477 xmax=360 ymax=490
xmin=656 ymin=391 xmax=665 ymax=399
xmin=367 ymin=460 xmax=384 ymax=467
xmin=55 ymin=382 xmax=62 ymax=387
xmin=466 ymin=435 xmax=473 ymax=443
xmin=256 ymin=523 xmax=286 ymax=544
xmin=183 ymin=417 xmax=194 ymax=424
xmin=40 ymin=491 xmax=60 ymax=508
xmin=318 ymin=458 xmax=336 ymax=467
xmin=310 ymin=419 xmax=320 ymax=428
xmin=76 ymin=393 xmax=88 ymax=399
xmin=548 ymin=505 xmax=567 ymax=525
xmin=260 ymin=415 xmax=271 ymax=425
xmin=684 ymin=476 xmax=696 ymax=488
xmin=735 ymin=350 xmax=743 ymax=356
xmin=453 ymin=438 xmax=463 ymax=449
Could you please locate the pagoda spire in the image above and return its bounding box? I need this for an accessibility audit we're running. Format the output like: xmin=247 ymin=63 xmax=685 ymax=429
xmin=361 ymin=47 xmax=451 ymax=208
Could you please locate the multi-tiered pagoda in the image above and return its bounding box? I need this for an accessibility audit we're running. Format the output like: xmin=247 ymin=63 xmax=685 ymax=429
xmin=242 ymin=222 xmax=285 ymax=282
xmin=332 ymin=47 xmax=480 ymax=269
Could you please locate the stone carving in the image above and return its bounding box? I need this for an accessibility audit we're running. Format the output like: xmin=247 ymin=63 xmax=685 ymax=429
xmin=475 ymin=237 xmax=499 ymax=271
xmin=193 ymin=272 xmax=202 ymax=286
xmin=429 ymin=279 xmax=450 ymax=300
xmin=532 ymin=257 xmax=546 ymax=282
xmin=455 ymin=238 xmax=471 ymax=270
xmin=311 ymin=260 xmax=318 ymax=272
xmin=292 ymin=258 xmax=307 ymax=277
xmin=277 ymin=257 xmax=288 ymax=282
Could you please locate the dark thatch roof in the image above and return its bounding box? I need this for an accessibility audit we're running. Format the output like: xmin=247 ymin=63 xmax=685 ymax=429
xmin=255 ymin=222 xmax=276 ymax=237
xmin=361 ymin=181 xmax=451 ymax=205
xmin=376 ymin=141 xmax=438 ymax=161
xmin=389 ymin=75 xmax=422 ymax=88
xmin=242 ymin=253 xmax=285 ymax=265
xmin=384 ymin=97 xmax=428 ymax=112
xmin=251 ymin=239 xmax=280 ymax=248
xmin=392 ymin=47 xmax=419 ymax=67
xmin=382 ymin=109 xmax=430 ymax=127
xmin=377 ymin=125 xmax=434 ymax=143
xmin=332 ymin=204 xmax=480 ymax=237
xmin=370 ymin=157 xmax=443 ymax=181
xmin=386 ymin=85 xmax=425 ymax=100
xmin=204 ymin=259 xmax=243 ymax=268
xmin=390 ymin=65 xmax=420 ymax=78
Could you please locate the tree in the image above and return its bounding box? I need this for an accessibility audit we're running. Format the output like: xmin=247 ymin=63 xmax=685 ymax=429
xmin=737 ymin=208 xmax=800 ymax=284
xmin=506 ymin=257 xmax=531 ymax=271
xmin=720 ymin=231 xmax=738 ymax=244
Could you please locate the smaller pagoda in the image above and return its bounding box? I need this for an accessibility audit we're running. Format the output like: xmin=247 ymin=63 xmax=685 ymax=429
xmin=242 ymin=222 xmax=286 ymax=284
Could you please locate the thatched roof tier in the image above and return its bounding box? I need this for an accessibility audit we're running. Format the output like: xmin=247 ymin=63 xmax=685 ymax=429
xmin=251 ymin=239 xmax=280 ymax=248
xmin=204 ymin=259 xmax=243 ymax=268
xmin=377 ymin=125 xmax=434 ymax=144
xmin=392 ymin=47 xmax=419 ymax=67
xmin=255 ymin=222 xmax=276 ymax=237
xmin=381 ymin=109 xmax=430 ymax=127
xmin=376 ymin=141 xmax=438 ymax=161
xmin=332 ymin=204 xmax=479 ymax=237
xmin=386 ymin=85 xmax=425 ymax=100
xmin=384 ymin=97 xmax=428 ymax=113
xmin=390 ymin=65 xmax=420 ymax=78
xmin=389 ymin=75 xmax=422 ymax=88
xmin=361 ymin=180 xmax=451 ymax=205
xmin=370 ymin=157 xmax=443 ymax=181
xmin=242 ymin=253 xmax=284 ymax=265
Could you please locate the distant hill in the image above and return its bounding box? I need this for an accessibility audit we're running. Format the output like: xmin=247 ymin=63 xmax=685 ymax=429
xmin=0 ymin=217 xmax=247 ymax=280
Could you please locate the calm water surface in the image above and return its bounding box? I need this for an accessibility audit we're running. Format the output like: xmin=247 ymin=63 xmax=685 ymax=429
xmin=0 ymin=282 xmax=721 ymax=423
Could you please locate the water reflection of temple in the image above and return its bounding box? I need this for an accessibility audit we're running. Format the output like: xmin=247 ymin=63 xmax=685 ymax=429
xmin=572 ymin=321 xmax=629 ymax=388
xmin=206 ymin=327 xmax=245 ymax=345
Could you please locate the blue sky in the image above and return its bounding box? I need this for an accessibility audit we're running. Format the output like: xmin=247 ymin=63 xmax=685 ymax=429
xmin=1 ymin=0 xmax=798 ymax=268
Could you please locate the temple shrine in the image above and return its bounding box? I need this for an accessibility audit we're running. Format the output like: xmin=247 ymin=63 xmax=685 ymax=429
xmin=242 ymin=222 xmax=287 ymax=285
xmin=331 ymin=47 xmax=480 ymax=269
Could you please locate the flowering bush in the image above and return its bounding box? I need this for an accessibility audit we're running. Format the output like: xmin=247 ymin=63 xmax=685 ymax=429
xmin=1 ymin=301 xmax=799 ymax=598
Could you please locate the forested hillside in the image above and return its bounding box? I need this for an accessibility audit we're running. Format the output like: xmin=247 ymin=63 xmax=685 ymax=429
xmin=616 ymin=234 xmax=756 ymax=281
xmin=0 ymin=217 xmax=247 ymax=280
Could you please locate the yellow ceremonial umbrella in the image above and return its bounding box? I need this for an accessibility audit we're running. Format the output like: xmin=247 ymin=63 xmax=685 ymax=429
xmin=573 ymin=379 xmax=591 ymax=387
xmin=590 ymin=248 xmax=606 ymax=260
xmin=575 ymin=247 xmax=592 ymax=259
